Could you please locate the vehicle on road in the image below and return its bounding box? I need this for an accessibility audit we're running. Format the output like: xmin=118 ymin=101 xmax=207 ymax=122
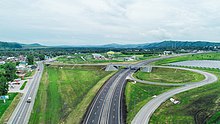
xmin=27 ymin=97 xmax=32 ymax=103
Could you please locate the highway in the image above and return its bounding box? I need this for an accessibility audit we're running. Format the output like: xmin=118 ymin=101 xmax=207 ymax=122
xmin=7 ymin=62 xmax=44 ymax=124
xmin=131 ymin=66 xmax=218 ymax=124
xmin=82 ymin=54 xmax=188 ymax=124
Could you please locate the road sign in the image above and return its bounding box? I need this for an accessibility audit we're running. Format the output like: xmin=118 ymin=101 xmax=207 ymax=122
xmin=0 ymin=95 xmax=9 ymax=100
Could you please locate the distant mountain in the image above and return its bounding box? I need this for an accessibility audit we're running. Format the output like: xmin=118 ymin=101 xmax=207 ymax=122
xmin=139 ymin=41 xmax=220 ymax=49
xmin=21 ymin=43 xmax=46 ymax=48
xmin=0 ymin=41 xmax=46 ymax=49
xmin=1 ymin=40 xmax=220 ymax=49
xmin=101 ymin=43 xmax=149 ymax=48
xmin=0 ymin=41 xmax=22 ymax=48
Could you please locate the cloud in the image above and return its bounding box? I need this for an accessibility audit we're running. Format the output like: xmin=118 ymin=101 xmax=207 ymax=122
xmin=0 ymin=0 xmax=220 ymax=45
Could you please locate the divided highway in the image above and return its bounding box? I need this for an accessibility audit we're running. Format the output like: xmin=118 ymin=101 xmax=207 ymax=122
xmin=82 ymin=55 xmax=185 ymax=124
xmin=8 ymin=62 xmax=44 ymax=124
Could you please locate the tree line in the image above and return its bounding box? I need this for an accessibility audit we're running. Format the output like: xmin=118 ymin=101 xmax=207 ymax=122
xmin=0 ymin=63 xmax=17 ymax=96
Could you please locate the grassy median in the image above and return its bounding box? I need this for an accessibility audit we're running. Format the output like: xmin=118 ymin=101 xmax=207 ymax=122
xmin=134 ymin=67 xmax=205 ymax=83
xmin=150 ymin=68 xmax=220 ymax=123
xmin=29 ymin=66 xmax=114 ymax=124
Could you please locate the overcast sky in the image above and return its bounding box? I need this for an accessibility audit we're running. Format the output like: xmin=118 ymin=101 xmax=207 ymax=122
xmin=0 ymin=0 xmax=220 ymax=45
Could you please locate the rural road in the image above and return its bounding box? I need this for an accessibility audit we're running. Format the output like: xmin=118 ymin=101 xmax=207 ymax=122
xmin=131 ymin=66 xmax=218 ymax=124
xmin=82 ymin=54 xmax=193 ymax=124
xmin=7 ymin=62 xmax=44 ymax=124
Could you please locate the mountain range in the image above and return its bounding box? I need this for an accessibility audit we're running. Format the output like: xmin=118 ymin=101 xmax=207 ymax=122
xmin=1 ymin=41 xmax=220 ymax=49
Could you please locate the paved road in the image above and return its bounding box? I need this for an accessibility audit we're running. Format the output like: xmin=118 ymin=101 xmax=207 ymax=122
xmin=82 ymin=54 xmax=192 ymax=124
xmin=131 ymin=66 xmax=218 ymax=124
xmin=8 ymin=62 xmax=44 ymax=124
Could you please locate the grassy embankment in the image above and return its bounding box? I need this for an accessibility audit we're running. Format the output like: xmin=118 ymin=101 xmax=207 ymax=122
xmin=29 ymin=65 xmax=115 ymax=124
xmin=154 ymin=52 xmax=220 ymax=65
xmin=125 ymin=82 xmax=174 ymax=124
xmin=148 ymin=52 xmax=220 ymax=123
xmin=150 ymin=68 xmax=220 ymax=124
xmin=134 ymin=67 xmax=205 ymax=83
xmin=0 ymin=93 xmax=22 ymax=123
xmin=125 ymin=52 xmax=220 ymax=123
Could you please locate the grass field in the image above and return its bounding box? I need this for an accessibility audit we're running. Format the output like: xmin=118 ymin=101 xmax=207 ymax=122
xmin=29 ymin=66 xmax=113 ymax=124
xmin=134 ymin=67 xmax=205 ymax=83
xmin=150 ymin=68 xmax=220 ymax=124
xmin=154 ymin=52 xmax=220 ymax=65
xmin=0 ymin=93 xmax=21 ymax=123
xmin=0 ymin=93 xmax=18 ymax=119
xmin=57 ymin=53 xmax=158 ymax=64
xmin=125 ymin=82 xmax=174 ymax=124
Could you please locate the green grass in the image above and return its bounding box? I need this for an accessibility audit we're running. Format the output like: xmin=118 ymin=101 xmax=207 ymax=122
xmin=0 ymin=93 xmax=21 ymax=123
xmin=134 ymin=67 xmax=205 ymax=83
xmin=20 ymin=81 xmax=27 ymax=90
xmin=154 ymin=52 xmax=220 ymax=65
xmin=150 ymin=68 xmax=220 ymax=124
xmin=0 ymin=93 xmax=17 ymax=118
xmin=29 ymin=66 xmax=112 ymax=124
xmin=57 ymin=53 xmax=159 ymax=64
xmin=25 ymin=70 xmax=35 ymax=77
xmin=125 ymin=82 xmax=174 ymax=124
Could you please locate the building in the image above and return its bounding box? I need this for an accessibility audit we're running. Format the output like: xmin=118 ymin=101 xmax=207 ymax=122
xmin=163 ymin=51 xmax=174 ymax=55
xmin=92 ymin=54 xmax=105 ymax=60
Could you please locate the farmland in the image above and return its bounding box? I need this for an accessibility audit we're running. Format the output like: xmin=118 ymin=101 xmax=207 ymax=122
xmin=57 ymin=53 xmax=158 ymax=64
xmin=29 ymin=65 xmax=114 ymax=124
xmin=125 ymin=82 xmax=174 ymax=124
xmin=154 ymin=52 xmax=220 ymax=65
xmin=134 ymin=67 xmax=205 ymax=83
xmin=150 ymin=68 xmax=220 ymax=123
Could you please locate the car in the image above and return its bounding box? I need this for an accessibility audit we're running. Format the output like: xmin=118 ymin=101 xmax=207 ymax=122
xmin=27 ymin=97 xmax=32 ymax=103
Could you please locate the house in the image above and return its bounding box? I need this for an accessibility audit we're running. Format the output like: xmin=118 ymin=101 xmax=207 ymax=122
xmin=92 ymin=54 xmax=105 ymax=60
xmin=124 ymin=56 xmax=136 ymax=61
xmin=0 ymin=61 xmax=5 ymax=65
xmin=163 ymin=51 xmax=174 ymax=55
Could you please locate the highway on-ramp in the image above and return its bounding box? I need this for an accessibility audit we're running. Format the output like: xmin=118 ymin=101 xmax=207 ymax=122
xmin=131 ymin=66 xmax=218 ymax=124
xmin=7 ymin=62 xmax=44 ymax=124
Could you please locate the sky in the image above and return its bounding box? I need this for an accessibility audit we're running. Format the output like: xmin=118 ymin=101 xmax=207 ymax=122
xmin=0 ymin=0 xmax=220 ymax=46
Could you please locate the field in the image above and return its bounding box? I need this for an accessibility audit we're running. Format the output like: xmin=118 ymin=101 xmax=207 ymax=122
xmin=134 ymin=67 xmax=205 ymax=83
xmin=0 ymin=93 xmax=21 ymax=123
xmin=154 ymin=52 xmax=220 ymax=65
xmin=57 ymin=53 xmax=158 ymax=64
xmin=29 ymin=65 xmax=114 ymax=124
xmin=125 ymin=82 xmax=174 ymax=124
xmin=150 ymin=68 xmax=220 ymax=124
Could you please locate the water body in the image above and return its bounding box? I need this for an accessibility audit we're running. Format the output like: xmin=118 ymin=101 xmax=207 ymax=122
xmin=169 ymin=60 xmax=220 ymax=69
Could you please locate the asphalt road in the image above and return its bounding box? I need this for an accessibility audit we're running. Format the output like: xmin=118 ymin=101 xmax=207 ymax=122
xmin=131 ymin=66 xmax=218 ymax=124
xmin=82 ymin=54 xmax=190 ymax=124
xmin=7 ymin=62 xmax=44 ymax=124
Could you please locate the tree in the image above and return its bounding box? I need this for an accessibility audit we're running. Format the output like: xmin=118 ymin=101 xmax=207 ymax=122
xmin=38 ymin=54 xmax=45 ymax=60
xmin=27 ymin=55 xmax=34 ymax=65
xmin=4 ymin=62 xmax=17 ymax=81
xmin=0 ymin=76 xmax=8 ymax=96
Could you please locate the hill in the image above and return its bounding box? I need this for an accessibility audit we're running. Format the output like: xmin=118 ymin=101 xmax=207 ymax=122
xmin=21 ymin=43 xmax=46 ymax=48
xmin=0 ymin=41 xmax=22 ymax=48
xmin=139 ymin=41 xmax=220 ymax=49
